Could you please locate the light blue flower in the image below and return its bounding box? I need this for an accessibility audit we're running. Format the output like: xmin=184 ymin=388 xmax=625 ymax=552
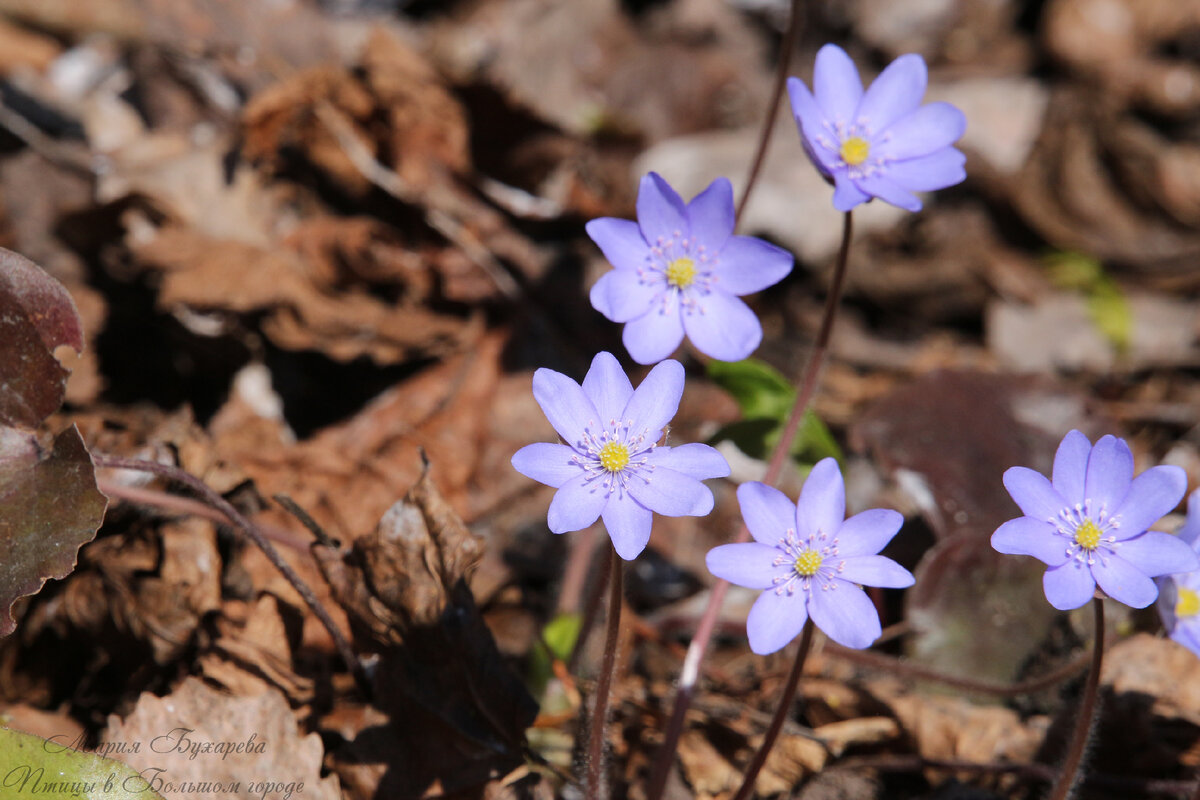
xmin=1157 ymin=489 xmax=1200 ymax=657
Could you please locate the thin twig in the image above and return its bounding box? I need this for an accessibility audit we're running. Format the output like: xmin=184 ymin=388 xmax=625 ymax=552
xmin=92 ymin=454 xmax=368 ymax=695
xmin=731 ymin=621 xmax=815 ymax=800
xmin=1048 ymin=599 xmax=1105 ymax=800
xmin=735 ymin=0 xmax=804 ymax=225
xmin=586 ymin=545 xmax=623 ymax=800
xmin=647 ymin=212 xmax=854 ymax=800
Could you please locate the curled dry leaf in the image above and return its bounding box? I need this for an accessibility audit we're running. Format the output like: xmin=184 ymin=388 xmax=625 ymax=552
xmin=314 ymin=461 xmax=537 ymax=798
xmin=103 ymin=677 xmax=340 ymax=800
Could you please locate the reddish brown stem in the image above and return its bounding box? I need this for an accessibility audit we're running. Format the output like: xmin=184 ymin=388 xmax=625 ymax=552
xmin=646 ymin=211 xmax=854 ymax=800
xmin=730 ymin=621 xmax=814 ymax=800
xmin=92 ymin=454 xmax=367 ymax=694
xmin=586 ymin=545 xmax=623 ymax=800
xmin=1048 ymin=599 xmax=1105 ymax=800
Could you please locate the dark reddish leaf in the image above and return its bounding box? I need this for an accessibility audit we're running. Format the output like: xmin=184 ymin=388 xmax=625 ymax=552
xmin=0 ymin=248 xmax=84 ymax=354
xmin=0 ymin=425 xmax=107 ymax=636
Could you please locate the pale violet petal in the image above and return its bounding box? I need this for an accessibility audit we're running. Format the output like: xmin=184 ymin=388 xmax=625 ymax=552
xmin=581 ymin=351 xmax=634 ymax=424
xmin=627 ymin=466 xmax=713 ymax=517
xmin=874 ymin=103 xmax=966 ymax=161
xmin=854 ymin=173 xmax=921 ymax=212
xmin=1042 ymin=561 xmax=1096 ymax=610
xmin=813 ymin=44 xmax=863 ymax=125
xmin=795 ymin=458 xmax=845 ymax=541
xmin=681 ymin=291 xmax=762 ymax=362
xmin=532 ymin=367 xmax=600 ymax=447
xmin=643 ymin=443 xmax=730 ymax=480
xmin=832 ymin=174 xmax=871 ymax=211
xmin=1003 ymin=466 xmax=1065 ymax=521
xmin=596 ymin=268 xmax=664 ymax=323
xmin=585 ymin=217 xmax=648 ymax=271
xmin=1052 ymin=430 xmax=1092 ymax=507
xmin=621 ymin=358 xmax=684 ymax=435
xmin=712 ymin=236 xmax=794 ymax=296
xmin=835 ymin=509 xmax=904 ymax=557
xmin=511 ymin=443 xmax=583 ymax=489
xmin=602 ymin=493 xmax=654 ymax=560
xmin=547 ymin=474 xmax=607 ymax=534
xmin=808 ymin=581 xmax=880 ymax=649
xmin=1092 ymin=553 xmax=1158 ymax=608
xmin=856 ymin=53 xmax=927 ymax=134
xmin=991 ymin=517 xmax=1069 ymax=566
xmin=705 ymin=543 xmax=784 ymax=590
xmin=786 ymin=76 xmax=828 ymax=154
xmin=746 ymin=588 xmax=809 ymax=655
xmin=738 ymin=482 xmax=798 ymax=545
xmin=685 ymin=177 xmax=735 ymax=254
xmin=622 ymin=305 xmax=685 ymax=365
xmin=1084 ymin=435 xmax=1134 ymax=510
xmin=1111 ymin=465 xmax=1187 ymax=541
xmin=836 ymin=555 xmax=914 ymax=588
xmin=1115 ymin=531 xmax=1199 ymax=578
xmin=884 ymin=148 xmax=966 ymax=193
xmin=637 ymin=172 xmax=689 ymax=245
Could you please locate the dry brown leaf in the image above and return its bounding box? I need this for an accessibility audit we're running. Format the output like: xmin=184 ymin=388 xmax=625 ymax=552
xmin=103 ymin=677 xmax=340 ymax=800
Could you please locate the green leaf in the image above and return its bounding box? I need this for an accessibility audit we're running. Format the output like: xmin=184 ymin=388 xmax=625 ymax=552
xmin=0 ymin=726 xmax=166 ymax=799
xmin=1043 ymin=250 xmax=1132 ymax=352
xmin=527 ymin=612 xmax=581 ymax=697
xmin=706 ymin=359 xmax=843 ymax=465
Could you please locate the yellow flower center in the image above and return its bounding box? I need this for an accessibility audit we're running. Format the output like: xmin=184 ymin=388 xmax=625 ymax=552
xmin=794 ymin=549 xmax=823 ymax=577
xmin=1074 ymin=519 xmax=1102 ymax=550
xmin=1177 ymin=587 xmax=1200 ymax=618
xmin=665 ymin=257 xmax=697 ymax=289
xmin=839 ymin=136 xmax=870 ymax=166
xmin=598 ymin=441 xmax=630 ymax=473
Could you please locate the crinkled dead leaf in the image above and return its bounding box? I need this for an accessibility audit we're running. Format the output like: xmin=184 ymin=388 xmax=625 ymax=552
xmin=0 ymin=726 xmax=166 ymax=800
xmin=103 ymin=677 xmax=340 ymax=800
xmin=315 ymin=461 xmax=537 ymax=798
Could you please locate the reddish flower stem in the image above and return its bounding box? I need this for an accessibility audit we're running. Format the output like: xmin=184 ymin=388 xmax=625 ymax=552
xmin=92 ymin=454 xmax=368 ymax=694
xmin=1048 ymin=599 xmax=1105 ymax=800
xmin=646 ymin=212 xmax=854 ymax=800
xmin=586 ymin=544 xmax=623 ymax=800
xmin=730 ymin=621 xmax=814 ymax=800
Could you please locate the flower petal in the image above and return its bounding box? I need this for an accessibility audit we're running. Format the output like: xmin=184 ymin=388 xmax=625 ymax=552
xmin=1084 ymin=434 xmax=1134 ymax=509
xmin=991 ymin=516 xmax=1069 ymax=566
xmin=808 ymin=581 xmax=880 ymax=649
xmin=686 ymin=177 xmax=735 ymax=253
xmin=1179 ymin=488 xmax=1200 ymax=547
xmin=1112 ymin=465 xmax=1187 ymax=540
xmin=627 ymin=466 xmax=713 ymax=517
xmin=746 ymin=588 xmax=808 ymax=655
xmin=795 ymin=458 xmax=845 ymax=541
xmin=511 ymin=443 xmax=583 ymax=489
xmin=706 ymin=543 xmax=784 ymax=590
xmin=1116 ymin=531 xmax=1200 ymax=578
xmin=885 ymin=148 xmax=966 ymax=193
xmin=622 ymin=305 xmax=685 ymax=365
xmin=837 ymin=555 xmax=914 ymax=588
xmin=738 ymin=481 xmax=798 ymax=545
xmin=787 ymin=77 xmax=826 ymax=148
xmin=712 ymin=236 xmax=794 ymax=296
xmin=835 ymin=509 xmax=904 ymax=557
xmin=857 ymin=53 xmax=927 ymax=133
xmin=854 ymin=173 xmax=921 ymax=212
xmin=681 ymin=290 xmax=762 ymax=362
xmin=1092 ymin=553 xmax=1159 ymax=608
xmin=602 ymin=492 xmax=654 ymax=560
xmin=622 ymin=358 xmax=684 ymax=436
xmin=581 ymin=351 xmax=634 ymax=423
xmin=1003 ymin=466 xmax=1064 ymax=521
xmin=532 ymin=367 xmax=600 ymax=447
xmin=637 ymin=172 xmax=689 ymax=244
xmin=644 ymin=443 xmax=730 ymax=480
xmin=593 ymin=268 xmax=664 ymax=323
xmin=813 ymin=44 xmax=863 ymax=125
xmin=1042 ymin=561 xmax=1096 ymax=610
xmin=1052 ymin=430 xmax=1092 ymax=507
xmin=585 ymin=217 xmax=647 ymax=271
xmin=832 ymin=173 xmax=871 ymax=211
xmin=874 ymin=102 xmax=966 ymax=161
xmin=547 ymin=474 xmax=607 ymax=534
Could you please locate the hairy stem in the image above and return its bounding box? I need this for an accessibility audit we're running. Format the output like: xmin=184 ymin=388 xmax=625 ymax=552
xmin=731 ymin=621 xmax=815 ymax=800
xmin=1048 ymin=599 xmax=1105 ymax=800
xmin=586 ymin=545 xmax=623 ymax=800
xmin=647 ymin=211 xmax=854 ymax=800
xmin=734 ymin=0 xmax=804 ymax=225
xmin=92 ymin=454 xmax=367 ymax=693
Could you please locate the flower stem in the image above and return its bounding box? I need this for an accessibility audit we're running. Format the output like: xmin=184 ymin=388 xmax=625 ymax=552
xmin=734 ymin=0 xmax=804 ymax=224
xmin=730 ymin=620 xmax=814 ymax=800
xmin=1047 ymin=599 xmax=1105 ymax=800
xmin=586 ymin=544 xmax=623 ymax=800
xmin=92 ymin=454 xmax=368 ymax=694
xmin=646 ymin=211 xmax=854 ymax=800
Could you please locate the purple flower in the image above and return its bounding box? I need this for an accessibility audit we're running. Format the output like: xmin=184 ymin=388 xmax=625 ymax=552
xmin=705 ymin=459 xmax=914 ymax=653
xmin=511 ymin=351 xmax=730 ymax=560
xmin=586 ymin=173 xmax=793 ymax=365
xmin=787 ymin=44 xmax=966 ymax=212
xmin=992 ymin=430 xmax=1197 ymax=611
xmin=1156 ymin=489 xmax=1200 ymax=657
